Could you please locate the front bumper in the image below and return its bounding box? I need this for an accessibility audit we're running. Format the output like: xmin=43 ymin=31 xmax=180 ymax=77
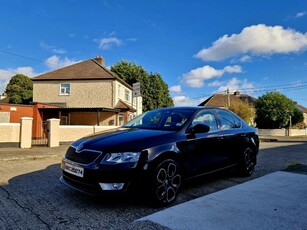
xmin=60 ymin=158 xmax=147 ymax=196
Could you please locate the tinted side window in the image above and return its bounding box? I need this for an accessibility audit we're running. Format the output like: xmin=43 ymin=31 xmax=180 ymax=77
xmin=192 ymin=110 xmax=218 ymax=132
xmin=218 ymin=110 xmax=240 ymax=130
xmin=233 ymin=114 xmax=242 ymax=128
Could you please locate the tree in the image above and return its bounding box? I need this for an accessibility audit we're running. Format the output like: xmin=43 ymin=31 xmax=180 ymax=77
xmin=229 ymin=101 xmax=255 ymax=125
xmin=254 ymin=92 xmax=303 ymax=129
xmin=5 ymin=74 xmax=33 ymax=104
xmin=111 ymin=61 xmax=174 ymax=111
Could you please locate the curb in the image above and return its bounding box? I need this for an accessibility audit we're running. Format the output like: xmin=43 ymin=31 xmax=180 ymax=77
xmin=0 ymin=154 xmax=62 ymax=162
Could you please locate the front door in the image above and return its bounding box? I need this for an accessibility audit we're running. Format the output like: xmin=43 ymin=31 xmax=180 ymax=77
xmin=178 ymin=110 xmax=223 ymax=177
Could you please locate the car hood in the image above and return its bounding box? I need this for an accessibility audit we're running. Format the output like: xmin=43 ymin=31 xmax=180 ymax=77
xmin=71 ymin=128 xmax=178 ymax=153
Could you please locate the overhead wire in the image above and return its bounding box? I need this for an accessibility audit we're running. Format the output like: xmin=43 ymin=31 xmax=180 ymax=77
xmin=175 ymin=82 xmax=307 ymax=104
xmin=1 ymin=49 xmax=307 ymax=104
xmin=0 ymin=49 xmax=45 ymax=63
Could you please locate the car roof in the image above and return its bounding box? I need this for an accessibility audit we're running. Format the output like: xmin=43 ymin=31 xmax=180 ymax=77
xmin=153 ymin=106 xmax=225 ymax=112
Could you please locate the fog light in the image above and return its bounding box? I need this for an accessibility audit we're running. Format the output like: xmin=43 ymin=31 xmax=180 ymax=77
xmin=99 ymin=183 xmax=125 ymax=191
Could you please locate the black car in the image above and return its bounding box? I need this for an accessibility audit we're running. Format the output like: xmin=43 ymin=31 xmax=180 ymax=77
xmin=60 ymin=106 xmax=259 ymax=205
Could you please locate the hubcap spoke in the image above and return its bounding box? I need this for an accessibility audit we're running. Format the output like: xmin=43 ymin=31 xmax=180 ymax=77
xmin=156 ymin=184 xmax=167 ymax=200
xmin=157 ymin=168 xmax=167 ymax=183
xmin=167 ymin=163 xmax=176 ymax=177
xmin=171 ymin=174 xmax=181 ymax=188
xmin=244 ymin=150 xmax=254 ymax=174
xmin=166 ymin=187 xmax=176 ymax=203
xmin=155 ymin=162 xmax=182 ymax=203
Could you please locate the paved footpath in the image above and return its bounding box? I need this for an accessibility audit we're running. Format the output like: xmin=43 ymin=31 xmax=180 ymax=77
xmin=0 ymin=144 xmax=69 ymax=162
xmin=138 ymin=169 xmax=307 ymax=230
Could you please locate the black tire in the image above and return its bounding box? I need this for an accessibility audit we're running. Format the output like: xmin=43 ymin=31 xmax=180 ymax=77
xmin=150 ymin=159 xmax=182 ymax=206
xmin=237 ymin=147 xmax=256 ymax=177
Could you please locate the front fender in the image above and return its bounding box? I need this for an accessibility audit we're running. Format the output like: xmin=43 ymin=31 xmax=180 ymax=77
xmin=145 ymin=142 xmax=180 ymax=163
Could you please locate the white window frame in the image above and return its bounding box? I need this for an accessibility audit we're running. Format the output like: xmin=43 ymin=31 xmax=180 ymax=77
xmin=125 ymin=89 xmax=130 ymax=102
xmin=60 ymin=83 xmax=71 ymax=95
xmin=118 ymin=84 xmax=122 ymax=99
xmin=118 ymin=113 xmax=124 ymax=126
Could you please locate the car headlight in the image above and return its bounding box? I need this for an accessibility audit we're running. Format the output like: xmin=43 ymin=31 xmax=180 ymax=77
xmin=101 ymin=152 xmax=141 ymax=165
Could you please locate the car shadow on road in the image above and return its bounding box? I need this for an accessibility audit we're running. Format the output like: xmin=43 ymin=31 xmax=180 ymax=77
xmin=2 ymin=141 xmax=307 ymax=229
xmin=0 ymin=163 xmax=172 ymax=229
xmin=0 ymin=162 xmax=275 ymax=229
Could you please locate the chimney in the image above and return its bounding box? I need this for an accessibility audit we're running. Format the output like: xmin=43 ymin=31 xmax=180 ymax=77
xmin=94 ymin=55 xmax=105 ymax=66
xmin=234 ymin=90 xmax=240 ymax=96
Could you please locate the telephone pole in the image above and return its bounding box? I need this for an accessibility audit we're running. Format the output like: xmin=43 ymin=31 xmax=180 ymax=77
xmin=227 ymin=88 xmax=230 ymax=108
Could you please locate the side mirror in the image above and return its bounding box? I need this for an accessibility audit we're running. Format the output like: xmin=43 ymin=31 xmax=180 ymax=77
xmin=188 ymin=124 xmax=210 ymax=134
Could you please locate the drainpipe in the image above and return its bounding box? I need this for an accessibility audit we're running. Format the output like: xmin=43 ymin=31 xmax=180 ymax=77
xmin=97 ymin=109 xmax=100 ymax=126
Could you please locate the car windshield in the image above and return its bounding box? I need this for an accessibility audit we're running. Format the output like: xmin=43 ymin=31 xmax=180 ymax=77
xmin=123 ymin=108 xmax=195 ymax=131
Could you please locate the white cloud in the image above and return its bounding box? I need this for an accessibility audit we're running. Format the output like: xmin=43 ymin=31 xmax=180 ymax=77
xmin=173 ymin=95 xmax=208 ymax=106
xmin=295 ymin=12 xmax=306 ymax=18
xmin=40 ymin=41 xmax=67 ymax=54
xmin=44 ymin=55 xmax=79 ymax=70
xmin=40 ymin=41 xmax=53 ymax=50
xmin=0 ymin=67 xmax=38 ymax=94
xmin=240 ymin=55 xmax=251 ymax=62
xmin=195 ymin=24 xmax=307 ymax=61
xmin=182 ymin=65 xmax=242 ymax=88
xmin=223 ymin=65 xmax=242 ymax=73
xmin=169 ymin=85 xmax=182 ymax=93
xmin=95 ymin=37 xmax=123 ymax=50
xmin=172 ymin=95 xmax=189 ymax=105
xmin=208 ymin=80 xmax=223 ymax=87
xmin=217 ymin=77 xmax=254 ymax=93
xmin=52 ymin=49 xmax=67 ymax=54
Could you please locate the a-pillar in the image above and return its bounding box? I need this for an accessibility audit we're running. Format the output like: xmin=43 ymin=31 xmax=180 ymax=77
xmin=20 ymin=117 xmax=33 ymax=149
xmin=48 ymin=118 xmax=60 ymax=147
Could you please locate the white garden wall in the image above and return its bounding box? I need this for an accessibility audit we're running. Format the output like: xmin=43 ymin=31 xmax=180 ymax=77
xmin=59 ymin=125 xmax=119 ymax=142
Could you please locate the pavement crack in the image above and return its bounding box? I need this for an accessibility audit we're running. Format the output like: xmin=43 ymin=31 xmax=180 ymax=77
xmin=0 ymin=186 xmax=51 ymax=230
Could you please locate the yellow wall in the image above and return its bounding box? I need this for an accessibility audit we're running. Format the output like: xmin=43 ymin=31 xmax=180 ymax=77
xmin=33 ymin=80 xmax=114 ymax=108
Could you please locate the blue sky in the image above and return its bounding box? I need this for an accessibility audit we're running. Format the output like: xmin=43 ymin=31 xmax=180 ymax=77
xmin=1 ymin=0 xmax=307 ymax=107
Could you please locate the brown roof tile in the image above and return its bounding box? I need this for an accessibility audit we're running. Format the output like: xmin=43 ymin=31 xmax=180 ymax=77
xmin=32 ymin=58 xmax=115 ymax=81
xmin=199 ymin=93 xmax=256 ymax=107
xmin=32 ymin=58 xmax=132 ymax=89
xmin=297 ymin=104 xmax=307 ymax=113
xmin=114 ymin=99 xmax=136 ymax=112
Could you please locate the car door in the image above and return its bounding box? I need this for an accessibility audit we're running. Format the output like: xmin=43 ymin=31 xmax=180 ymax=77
xmin=216 ymin=109 xmax=244 ymax=165
xmin=177 ymin=109 xmax=224 ymax=177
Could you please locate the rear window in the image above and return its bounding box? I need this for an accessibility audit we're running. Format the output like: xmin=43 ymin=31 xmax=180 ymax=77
xmin=217 ymin=110 xmax=241 ymax=130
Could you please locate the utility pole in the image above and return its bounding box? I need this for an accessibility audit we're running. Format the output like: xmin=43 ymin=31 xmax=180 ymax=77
xmin=227 ymin=88 xmax=230 ymax=108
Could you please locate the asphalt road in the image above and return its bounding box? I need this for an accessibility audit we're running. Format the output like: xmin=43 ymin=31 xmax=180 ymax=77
xmin=0 ymin=141 xmax=307 ymax=229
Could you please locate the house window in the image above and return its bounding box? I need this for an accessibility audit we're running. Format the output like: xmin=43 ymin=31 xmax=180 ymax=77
xmin=118 ymin=84 xmax=122 ymax=99
xmin=118 ymin=114 xmax=124 ymax=126
xmin=129 ymin=114 xmax=134 ymax=121
xmin=60 ymin=83 xmax=70 ymax=95
xmin=125 ymin=89 xmax=130 ymax=102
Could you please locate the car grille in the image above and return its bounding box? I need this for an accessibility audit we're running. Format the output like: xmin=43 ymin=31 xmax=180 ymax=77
xmin=65 ymin=146 xmax=102 ymax=164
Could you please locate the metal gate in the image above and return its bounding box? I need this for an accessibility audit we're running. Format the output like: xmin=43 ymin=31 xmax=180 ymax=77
xmin=32 ymin=121 xmax=48 ymax=146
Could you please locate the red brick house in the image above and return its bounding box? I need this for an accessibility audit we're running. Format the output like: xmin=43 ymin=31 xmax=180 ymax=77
xmin=0 ymin=103 xmax=58 ymax=139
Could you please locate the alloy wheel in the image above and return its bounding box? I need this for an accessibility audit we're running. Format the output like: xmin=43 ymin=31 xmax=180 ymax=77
xmin=243 ymin=148 xmax=255 ymax=176
xmin=154 ymin=160 xmax=181 ymax=204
